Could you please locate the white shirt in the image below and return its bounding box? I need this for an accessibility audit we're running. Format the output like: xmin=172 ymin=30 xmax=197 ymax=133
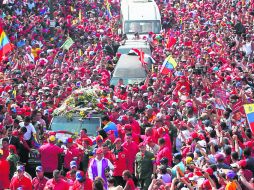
xmin=19 ymin=122 xmax=36 ymax=140
xmin=27 ymin=2 xmax=35 ymax=10
xmin=25 ymin=53 xmax=35 ymax=63
xmin=146 ymin=144 xmax=159 ymax=155
xmin=88 ymin=157 xmax=114 ymax=180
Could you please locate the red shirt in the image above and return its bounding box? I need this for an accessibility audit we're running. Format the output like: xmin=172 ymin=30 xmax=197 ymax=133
xmin=64 ymin=146 xmax=80 ymax=169
xmin=104 ymin=151 xmax=115 ymax=163
xmin=66 ymin=170 xmax=81 ymax=182
xmin=2 ymin=147 xmax=9 ymax=160
xmin=0 ymin=159 xmax=10 ymax=189
xmin=112 ymin=147 xmax=129 ymax=176
xmin=130 ymin=120 xmax=141 ymax=135
xmin=10 ymin=176 xmax=32 ymax=190
xmin=156 ymin=146 xmax=172 ymax=165
xmin=32 ymin=176 xmax=48 ymax=190
xmin=125 ymin=178 xmax=136 ymax=190
xmin=122 ymin=141 xmax=139 ymax=173
xmin=39 ymin=143 xmax=63 ymax=172
xmin=44 ymin=179 xmax=69 ymax=190
xmin=70 ymin=179 xmax=93 ymax=190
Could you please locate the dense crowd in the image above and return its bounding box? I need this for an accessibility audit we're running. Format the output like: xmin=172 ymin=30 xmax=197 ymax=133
xmin=0 ymin=0 xmax=254 ymax=189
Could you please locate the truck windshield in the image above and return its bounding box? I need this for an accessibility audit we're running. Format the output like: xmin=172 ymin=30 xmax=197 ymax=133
xmin=124 ymin=20 xmax=161 ymax=34
xmin=50 ymin=116 xmax=100 ymax=137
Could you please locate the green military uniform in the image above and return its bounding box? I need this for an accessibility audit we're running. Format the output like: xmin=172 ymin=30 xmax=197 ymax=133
xmin=135 ymin=150 xmax=155 ymax=190
xmin=7 ymin=153 xmax=19 ymax=178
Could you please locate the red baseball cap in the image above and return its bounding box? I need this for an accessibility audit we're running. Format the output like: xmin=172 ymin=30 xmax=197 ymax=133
xmin=96 ymin=135 xmax=103 ymax=142
xmin=202 ymin=180 xmax=211 ymax=189
xmin=205 ymin=168 xmax=214 ymax=176
xmin=191 ymin=132 xmax=199 ymax=139
xmin=66 ymin=138 xmax=73 ymax=143
xmin=124 ymin=124 xmax=132 ymax=130
xmin=138 ymin=142 xmax=146 ymax=147
xmin=238 ymin=160 xmax=247 ymax=167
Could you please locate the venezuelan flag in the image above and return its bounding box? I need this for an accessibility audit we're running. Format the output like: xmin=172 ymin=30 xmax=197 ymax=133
xmin=105 ymin=0 xmax=112 ymax=19
xmin=160 ymin=55 xmax=177 ymax=75
xmin=244 ymin=104 xmax=254 ymax=133
xmin=0 ymin=27 xmax=12 ymax=60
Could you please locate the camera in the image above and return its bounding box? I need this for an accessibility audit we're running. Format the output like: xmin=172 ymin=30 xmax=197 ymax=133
xmin=193 ymin=66 xmax=207 ymax=75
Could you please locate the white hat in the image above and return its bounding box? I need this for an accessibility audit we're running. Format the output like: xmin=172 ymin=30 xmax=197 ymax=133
xmin=198 ymin=140 xmax=207 ymax=148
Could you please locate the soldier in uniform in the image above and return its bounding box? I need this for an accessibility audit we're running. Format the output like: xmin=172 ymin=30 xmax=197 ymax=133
xmin=135 ymin=142 xmax=156 ymax=190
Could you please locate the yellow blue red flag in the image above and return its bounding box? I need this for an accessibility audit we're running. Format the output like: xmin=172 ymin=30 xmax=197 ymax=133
xmin=160 ymin=55 xmax=177 ymax=75
xmin=0 ymin=27 xmax=13 ymax=60
xmin=244 ymin=104 xmax=254 ymax=133
xmin=105 ymin=0 xmax=112 ymax=19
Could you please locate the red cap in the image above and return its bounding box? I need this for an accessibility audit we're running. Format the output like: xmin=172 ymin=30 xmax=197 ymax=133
xmin=100 ymin=98 xmax=108 ymax=103
xmin=138 ymin=142 xmax=146 ymax=147
xmin=96 ymin=148 xmax=103 ymax=154
xmin=96 ymin=135 xmax=103 ymax=142
xmin=244 ymin=141 xmax=253 ymax=148
xmin=186 ymin=138 xmax=193 ymax=145
xmin=48 ymin=131 xmax=56 ymax=136
xmin=238 ymin=160 xmax=247 ymax=167
xmin=9 ymin=145 xmax=17 ymax=154
xmin=205 ymin=168 xmax=214 ymax=176
xmin=67 ymin=138 xmax=73 ymax=143
xmin=122 ymin=115 xmax=129 ymax=121
xmin=198 ymin=133 xmax=205 ymax=140
xmin=114 ymin=138 xmax=122 ymax=144
xmin=215 ymin=153 xmax=225 ymax=161
xmin=202 ymin=180 xmax=211 ymax=189
xmin=194 ymin=169 xmax=203 ymax=177
xmin=226 ymin=76 xmax=231 ymax=81
xmin=191 ymin=132 xmax=199 ymax=139
xmin=66 ymin=87 xmax=72 ymax=92
xmin=157 ymin=127 xmax=166 ymax=135
xmin=124 ymin=124 xmax=132 ymax=130
xmin=187 ymin=172 xmax=194 ymax=178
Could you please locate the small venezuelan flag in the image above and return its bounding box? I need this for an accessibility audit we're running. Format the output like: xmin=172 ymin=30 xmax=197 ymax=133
xmin=244 ymin=104 xmax=254 ymax=133
xmin=0 ymin=27 xmax=13 ymax=60
xmin=160 ymin=55 xmax=177 ymax=75
xmin=105 ymin=0 xmax=112 ymax=19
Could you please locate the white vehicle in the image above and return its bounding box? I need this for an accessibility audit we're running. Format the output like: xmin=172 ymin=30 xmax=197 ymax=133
xmin=117 ymin=40 xmax=152 ymax=55
xmin=120 ymin=0 xmax=161 ymax=36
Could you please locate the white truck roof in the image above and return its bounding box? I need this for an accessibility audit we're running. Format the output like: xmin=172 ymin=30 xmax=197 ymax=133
xmin=121 ymin=0 xmax=161 ymax=21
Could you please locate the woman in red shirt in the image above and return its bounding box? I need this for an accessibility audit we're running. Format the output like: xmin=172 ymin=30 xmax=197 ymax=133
xmin=122 ymin=170 xmax=136 ymax=190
